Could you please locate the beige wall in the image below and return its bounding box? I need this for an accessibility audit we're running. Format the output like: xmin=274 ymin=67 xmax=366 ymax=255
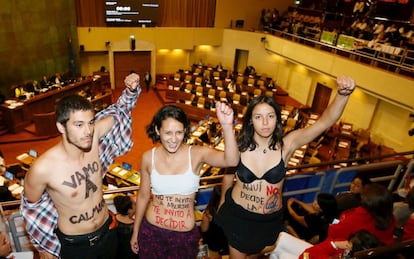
xmin=77 ymin=27 xmax=414 ymax=152
xmin=216 ymin=29 xmax=414 ymax=151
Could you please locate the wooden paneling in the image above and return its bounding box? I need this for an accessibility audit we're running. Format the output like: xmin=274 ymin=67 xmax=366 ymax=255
xmin=33 ymin=112 xmax=59 ymax=137
xmin=114 ymin=51 xmax=151 ymax=88
xmin=311 ymin=83 xmax=332 ymax=114
xmin=0 ymin=79 xmax=94 ymax=133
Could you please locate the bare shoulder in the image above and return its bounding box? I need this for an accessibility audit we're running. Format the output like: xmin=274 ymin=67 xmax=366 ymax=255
xmin=28 ymin=146 xmax=63 ymax=177
xmin=140 ymin=149 xmax=154 ymax=173
xmin=25 ymin=145 xmax=64 ymax=194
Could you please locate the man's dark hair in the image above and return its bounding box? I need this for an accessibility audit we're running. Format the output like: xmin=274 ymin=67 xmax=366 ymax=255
xmin=55 ymin=94 xmax=94 ymax=127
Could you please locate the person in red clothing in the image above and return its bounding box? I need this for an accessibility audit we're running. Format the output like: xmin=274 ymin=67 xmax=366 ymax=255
xmin=299 ymin=183 xmax=396 ymax=259
xmin=402 ymin=187 xmax=414 ymax=240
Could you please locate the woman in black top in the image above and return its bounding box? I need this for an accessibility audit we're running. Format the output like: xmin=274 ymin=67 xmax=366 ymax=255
xmin=200 ymin=186 xmax=229 ymax=256
xmin=114 ymin=195 xmax=139 ymax=259
xmin=285 ymin=193 xmax=338 ymax=243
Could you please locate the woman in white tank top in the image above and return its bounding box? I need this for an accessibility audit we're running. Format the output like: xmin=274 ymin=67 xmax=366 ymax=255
xmin=130 ymin=102 xmax=239 ymax=258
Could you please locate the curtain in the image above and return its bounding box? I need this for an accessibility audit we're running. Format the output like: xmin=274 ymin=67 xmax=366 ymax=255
xmin=158 ymin=0 xmax=216 ymax=27
xmin=76 ymin=0 xmax=106 ymax=27
xmin=76 ymin=0 xmax=216 ymax=27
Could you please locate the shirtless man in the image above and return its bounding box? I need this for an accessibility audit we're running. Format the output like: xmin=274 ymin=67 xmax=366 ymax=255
xmin=22 ymin=73 xmax=141 ymax=259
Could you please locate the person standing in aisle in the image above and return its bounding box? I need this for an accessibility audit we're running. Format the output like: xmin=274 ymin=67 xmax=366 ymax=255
xmin=144 ymin=71 xmax=152 ymax=92
xmin=130 ymin=102 xmax=239 ymax=259
xmin=215 ymin=75 xmax=356 ymax=258
xmin=21 ymin=73 xmax=141 ymax=259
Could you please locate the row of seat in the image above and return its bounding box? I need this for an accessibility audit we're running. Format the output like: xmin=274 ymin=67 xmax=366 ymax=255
xmin=165 ymin=88 xmax=248 ymax=120
xmin=173 ymin=71 xmax=274 ymax=91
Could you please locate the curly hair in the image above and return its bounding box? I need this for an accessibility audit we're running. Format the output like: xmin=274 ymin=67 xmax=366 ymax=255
xmin=146 ymin=105 xmax=190 ymax=143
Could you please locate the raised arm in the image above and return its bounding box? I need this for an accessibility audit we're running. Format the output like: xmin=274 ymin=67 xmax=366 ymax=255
xmin=199 ymin=101 xmax=239 ymax=168
xmin=95 ymin=73 xmax=141 ymax=138
xmin=96 ymin=73 xmax=141 ymax=173
xmin=283 ymin=75 xmax=355 ymax=159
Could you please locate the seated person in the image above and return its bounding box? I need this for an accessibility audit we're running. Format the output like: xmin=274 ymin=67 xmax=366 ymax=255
xmin=200 ymin=186 xmax=229 ymax=256
xmin=40 ymin=75 xmax=51 ymax=88
xmin=226 ymin=80 xmax=236 ymax=93
xmin=270 ymin=229 xmax=382 ymax=259
xmin=0 ymin=152 xmax=20 ymax=202
xmin=54 ymin=73 xmax=63 ymax=85
xmin=13 ymin=85 xmax=25 ymax=99
xmin=299 ymin=183 xmax=396 ymax=259
xmin=285 ymin=193 xmax=338 ymax=243
xmin=402 ymin=187 xmax=414 ymax=241
xmin=24 ymin=81 xmax=35 ymax=93
xmin=394 ymin=178 xmax=414 ymax=229
xmin=336 ymin=173 xmax=371 ymax=214
xmin=113 ymin=195 xmax=137 ymax=259
xmin=270 ymin=183 xmax=395 ymax=259
xmin=267 ymin=80 xmax=275 ymax=90
xmin=0 ymin=186 xmax=16 ymax=202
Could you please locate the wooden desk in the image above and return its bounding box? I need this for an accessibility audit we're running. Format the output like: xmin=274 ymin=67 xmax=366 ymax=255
xmin=107 ymin=164 xmax=140 ymax=187
xmin=0 ymin=78 xmax=100 ymax=133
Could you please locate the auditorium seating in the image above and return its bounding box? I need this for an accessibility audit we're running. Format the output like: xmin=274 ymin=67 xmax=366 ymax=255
xmin=159 ymin=65 xmax=398 ymax=169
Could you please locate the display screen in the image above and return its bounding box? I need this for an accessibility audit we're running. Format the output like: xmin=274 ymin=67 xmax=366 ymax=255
xmin=5 ymin=171 xmax=14 ymax=180
xmin=105 ymin=1 xmax=160 ymax=27
xmin=29 ymin=149 xmax=38 ymax=158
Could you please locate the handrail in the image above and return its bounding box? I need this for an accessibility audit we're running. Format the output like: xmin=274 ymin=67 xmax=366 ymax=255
xmin=1 ymin=151 xmax=412 ymax=210
xmin=328 ymin=160 xmax=406 ymax=193
xmin=288 ymin=150 xmax=414 ymax=173
xmin=267 ymin=28 xmax=414 ymax=77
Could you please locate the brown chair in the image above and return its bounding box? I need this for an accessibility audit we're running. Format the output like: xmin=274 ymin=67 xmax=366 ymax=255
xmin=207 ymin=89 xmax=216 ymax=100
xmin=213 ymin=71 xmax=220 ymax=80
xmin=184 ymin=94 xmax=195 ymax=105
xmin=284 ymin=118 xmax=297 ymax=134
xmin=236 ymin=76 xmax=244 ymax=85
xmin=197 ymin=97 xmax=206 ymax=108
xmin=247 ymin=78 xmax=255 ymax=86
xmin=257 ymin=79 xmax=265 ymax=88
xmin=265 ymin=90 xmax=274 ymax=97
xmin=215 ymin=80 xmax=223 ymax=90
xmin=184 ymin=84 xmax=193 ymax=93
xmin=194 ymin=68 xmax=202 ymax=75
xmin=232 ymin=93 xmax=241 ymax=105
xmin=194 ymin=76 xmax=203 ymax=86
xmin=219 ymin=91 xmax=227 ymax=102
xmin=253 ymin=88 xmax=262 ymax=97
xmin=33 ymin=112 xmax=59 ymax=137
xmin=184 ymin=74 xmax=192 ymax=83
xmin=195 ymin=86 xmax=203 ymax=96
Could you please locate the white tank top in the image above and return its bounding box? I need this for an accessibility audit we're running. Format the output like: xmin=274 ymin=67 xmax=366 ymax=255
xmin=150 ymin=146 xmax=200 ymax=195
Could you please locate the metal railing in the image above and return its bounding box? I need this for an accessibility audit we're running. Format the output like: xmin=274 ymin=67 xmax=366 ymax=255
xmin=267 ymin=27 xmax=414 ymax=77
